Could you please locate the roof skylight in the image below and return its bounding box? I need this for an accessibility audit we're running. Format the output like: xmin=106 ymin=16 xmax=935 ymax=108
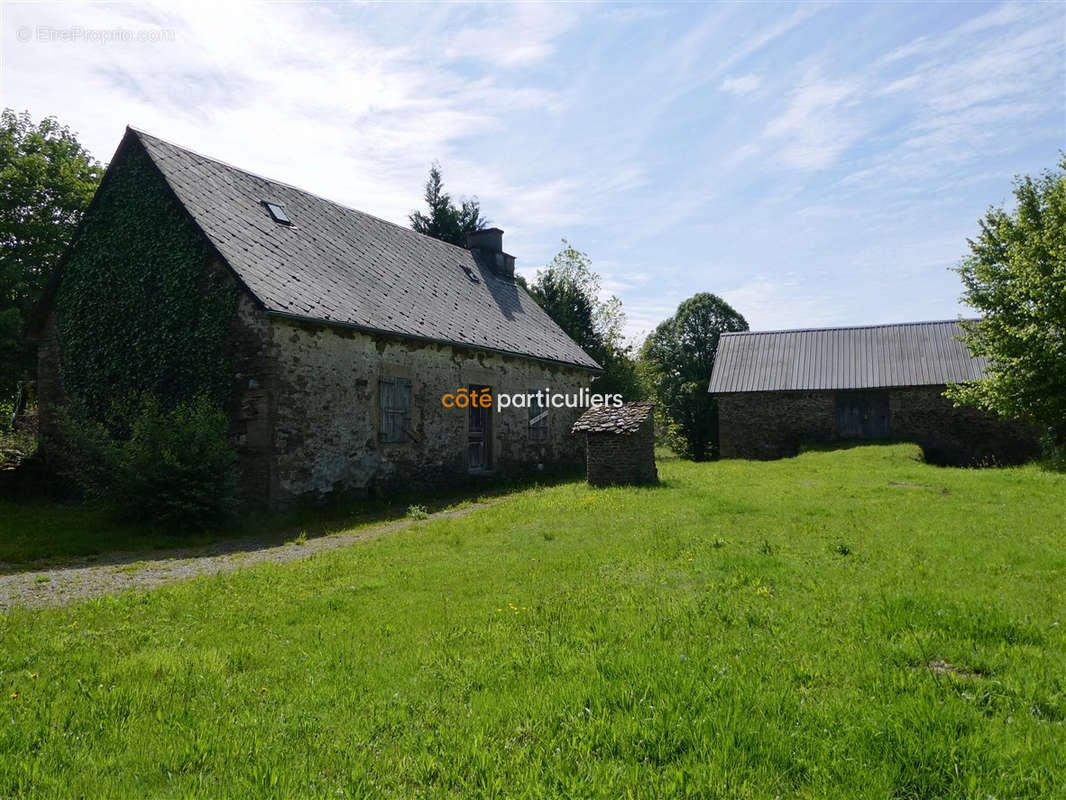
xmin=263 ymin=201 xmax=292 ymax=225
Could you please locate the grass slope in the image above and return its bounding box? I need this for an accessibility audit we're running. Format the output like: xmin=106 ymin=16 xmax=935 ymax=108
xmin=1 ymin=444 xmax=1064 ymax=798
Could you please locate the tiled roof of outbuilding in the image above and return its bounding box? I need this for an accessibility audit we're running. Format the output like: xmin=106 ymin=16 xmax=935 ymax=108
xmin=572 ymin=402 xmax=656 ymax=434
xmin=708 ymin=320 xmax=986 ymax=394
xmin=128 ymin=128 xmax=600 ymax=371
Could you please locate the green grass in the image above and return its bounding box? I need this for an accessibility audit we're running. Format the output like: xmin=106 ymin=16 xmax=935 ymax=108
xmin=0 ymin=473 xmax=566 ymax=568
xmin=1 ymin=444 xmax=1065 ymax=798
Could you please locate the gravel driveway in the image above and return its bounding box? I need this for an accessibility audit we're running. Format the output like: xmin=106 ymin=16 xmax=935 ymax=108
xmin=0 ymin=500 xmax=499 ymax=613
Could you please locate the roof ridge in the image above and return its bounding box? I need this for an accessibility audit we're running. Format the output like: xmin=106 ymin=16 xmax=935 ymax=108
xmin=127 ymin=126 xmax=491 ymax=263
xmin=721 ymin=318 xmax=979 ymax=337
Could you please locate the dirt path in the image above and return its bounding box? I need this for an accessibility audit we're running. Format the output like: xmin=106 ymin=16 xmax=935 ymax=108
xmin=0 ymin=500 xmax=500 ymax=613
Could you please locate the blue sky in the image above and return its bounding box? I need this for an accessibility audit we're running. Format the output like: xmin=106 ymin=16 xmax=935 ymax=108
xmin=3 ymin=1 xmax=1063 ymax=340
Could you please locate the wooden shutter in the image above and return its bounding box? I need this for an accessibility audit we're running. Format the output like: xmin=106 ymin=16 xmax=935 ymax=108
xmin=380 ymin=376 xmax=411 ymax=443
xmin=396 ymin=378 xmax=411 ymax=441
xmin=528 ymin=389 xmax=548 ymax=440
xmin=379 ymin=377 xmax=393 ymax=441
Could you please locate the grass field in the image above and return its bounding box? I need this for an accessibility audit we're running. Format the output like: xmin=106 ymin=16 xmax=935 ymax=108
xmin=1 ymin=444 xmax=1064 ymax=798
xmin=0 ymin=476 xmax=549 ymax=568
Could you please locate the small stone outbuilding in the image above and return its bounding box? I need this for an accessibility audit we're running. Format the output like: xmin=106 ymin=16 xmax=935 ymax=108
xmin=708 ymin=320 xmax=1039 ymax=465
xmin=572 ymin=402 xmax=658 ymax=487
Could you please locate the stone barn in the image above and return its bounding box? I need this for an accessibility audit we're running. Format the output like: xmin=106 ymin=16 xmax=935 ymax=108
xmin=28 ymin=127 xmax=602 ymax=508
xmin=708 ymin=320 xmax=1039 ymax=465
xmin=572 ymin=402 xmax=658 ymax=486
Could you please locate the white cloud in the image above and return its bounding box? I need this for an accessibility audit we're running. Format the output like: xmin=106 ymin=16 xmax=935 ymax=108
xmin=720 ymin=73 xmax=761 ymax=94
xmin=0 ymin=0 xmax=1060 ymax=339
xmin=760 ymin=72 xmax=864 ymax=170
xmin=1 ymin=1 xmax=590 ymax=229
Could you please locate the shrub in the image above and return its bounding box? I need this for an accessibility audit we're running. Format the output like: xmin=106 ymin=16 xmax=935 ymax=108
xmin=53 ymin=394 xmax=237 ymax=529
xmin=1039 ymin=430 xmax=1066 ymax=472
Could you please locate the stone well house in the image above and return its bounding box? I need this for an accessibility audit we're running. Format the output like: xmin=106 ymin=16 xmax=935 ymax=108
xmin=572 ymin=402 xmax=658 ymax=487
xmin=708 ymin=320 xmax=1038 ymax=465
xmin=29 ymin=127 xmax=601 ymax=508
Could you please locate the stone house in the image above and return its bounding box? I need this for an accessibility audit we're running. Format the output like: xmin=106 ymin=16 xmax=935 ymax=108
xmin=29 ymin=127 xmax=601 ymax=508
xmin=708 ymin=320 xmax=1039 ymax=465
xmin=572 ymin=402 xmax=658 ymax=486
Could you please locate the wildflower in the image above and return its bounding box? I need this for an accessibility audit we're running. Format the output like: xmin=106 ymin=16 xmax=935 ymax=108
xmin=9 ymin=692 xmax=16 ymax=700
xmin=260 ymin=686 xmax=268 ymax=693
xmin=30 ymin=673 xmax=38 ymax=680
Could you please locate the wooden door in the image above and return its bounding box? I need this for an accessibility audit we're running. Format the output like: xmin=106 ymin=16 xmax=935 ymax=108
xmin=467 ymin=385 xmax=492 ymax=471
xmin=835 ymin=391 xmax=890 ymax=439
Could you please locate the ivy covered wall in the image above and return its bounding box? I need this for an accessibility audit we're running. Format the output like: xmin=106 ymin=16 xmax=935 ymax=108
xmin=52 ymin=138 xmax=239 ymax=422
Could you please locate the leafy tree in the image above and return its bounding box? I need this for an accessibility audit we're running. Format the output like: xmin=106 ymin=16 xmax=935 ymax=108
xmin=641 ymin=293 xmax=747 ymax=460
xmin=409 ymin=162 xmax=487 ymax=246
xmin=527 ymin=240 xmax=642 ymax=399
xmin=0 ymin=109 xmax=103 ymax=400
xmin=946 ymin=157 xmax=1066 ymax=463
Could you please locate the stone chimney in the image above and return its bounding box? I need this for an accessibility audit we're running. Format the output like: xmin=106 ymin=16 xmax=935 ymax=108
xmin=466 ymin=227 xmax=515 ymax=280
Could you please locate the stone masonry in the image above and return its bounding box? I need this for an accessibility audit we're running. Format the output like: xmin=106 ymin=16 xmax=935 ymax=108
xmin=268 ymin=319 xmax=592 ymax=505
xmin=717 ymin=387 xmax=1039 ymax=465
xmin=572 ymin=402 xmax=658 ymax=487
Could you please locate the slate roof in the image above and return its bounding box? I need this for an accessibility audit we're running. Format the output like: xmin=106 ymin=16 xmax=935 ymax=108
xmin=572 ymin=402 xmax=656 ymax=434
xmin=708 ymin=320 xmax=986 ymax=394
xmin=128 ymin=128 xmax=600 ymax=371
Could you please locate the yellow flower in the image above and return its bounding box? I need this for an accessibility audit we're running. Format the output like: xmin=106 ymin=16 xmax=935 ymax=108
xmin=9 ymin=692 xmax=16 ymax=699
xmin=30 ymin=673 xmax=38 ymax=680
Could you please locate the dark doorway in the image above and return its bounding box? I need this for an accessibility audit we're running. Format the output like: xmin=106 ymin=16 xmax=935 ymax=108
xmin=835 ymin=391 xmax=890 ymax=439
xmin=467 ymin=385 xmax=492 ymax=472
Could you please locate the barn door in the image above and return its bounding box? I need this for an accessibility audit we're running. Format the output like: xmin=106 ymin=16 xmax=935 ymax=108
xmin=835 ymin=391 xmax=890 ymax=439
xmin=467 ymin=385 xmax=492 ymax=472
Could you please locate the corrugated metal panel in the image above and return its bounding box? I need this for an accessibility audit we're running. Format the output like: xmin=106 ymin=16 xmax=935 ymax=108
xmin=708 ymin=320 xmax=985 ymax=394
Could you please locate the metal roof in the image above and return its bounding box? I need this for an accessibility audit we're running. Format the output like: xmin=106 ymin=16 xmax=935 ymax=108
xmin=126 ymin=128 xmax=600 ymax=372
xmin=708 ymin=320 xmax=987 ymax=394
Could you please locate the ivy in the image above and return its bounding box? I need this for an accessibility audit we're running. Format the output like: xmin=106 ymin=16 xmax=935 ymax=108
xmin=53 ymin=139 xmax=239 ymax=426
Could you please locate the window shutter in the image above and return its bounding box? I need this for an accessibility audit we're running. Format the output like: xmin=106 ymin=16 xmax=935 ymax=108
xmin=397 ymin=379 xmax=411 ymax=441
xmin=380 ymin=377 xmax=394 ymax=441
xmin=379 ymin=376 xmax=411 ymax=443
xmin=529 ymin=388 xmax=549 ymax=441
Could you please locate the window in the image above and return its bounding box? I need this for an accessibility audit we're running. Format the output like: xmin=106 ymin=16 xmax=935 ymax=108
xmin=379 ymin=377 xmax=411 ymax=443
xmin=460 ymin=264 xmax=480 ymax=283
xmin=262 ymin=200 xmax=292 ymax=225
xmin=528 ymin=389 xmax=548 ymax=441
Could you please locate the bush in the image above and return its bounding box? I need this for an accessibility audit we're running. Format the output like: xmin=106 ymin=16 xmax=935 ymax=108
xmin=53 ymin=394 xmax=237 ymax=528
xmin=1039 ymin=429 xmax=1066 ymax=472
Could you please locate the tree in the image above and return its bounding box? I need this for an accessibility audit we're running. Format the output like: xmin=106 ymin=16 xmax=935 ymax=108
xmin=0 ymin=109 xmax=103 ymax=400
xmin=945 ymin=157 xmax=1066 ymax=463
xmin=527 ymin=240 xmax=642 ymax=399
xmin=641 ymin=293 xmax=747 ymax=460
xmin=409 ymin=162 xmax=487 ymax=247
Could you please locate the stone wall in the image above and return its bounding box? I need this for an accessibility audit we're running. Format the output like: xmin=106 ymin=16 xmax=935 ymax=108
xmin=718 ymin=386 xmax=1039 ymax=465
xmin=584 ymin=416 xmax=658 ymax=487
xmin=226 ymin=285 xmax=276 ymax=505
xmin=889 ymin=386 xmax=1039 ymax=465
xmin=268 ymin=318 xmax=593 ymax=506
xmin=718 ymin=391 xmax=835 ymax=460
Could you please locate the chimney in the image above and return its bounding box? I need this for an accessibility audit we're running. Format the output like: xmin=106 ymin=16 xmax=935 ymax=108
xmin=466 ymin=227 xmax=515 ymax=280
